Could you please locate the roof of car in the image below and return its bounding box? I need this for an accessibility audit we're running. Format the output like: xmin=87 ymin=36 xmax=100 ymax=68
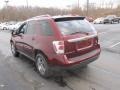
xmin=26 ymin=15 xmax=85 ymax=22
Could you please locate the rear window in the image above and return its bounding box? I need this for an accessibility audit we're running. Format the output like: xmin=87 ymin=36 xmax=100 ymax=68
xmin=56 ymin=19 xmax=96 ymax=35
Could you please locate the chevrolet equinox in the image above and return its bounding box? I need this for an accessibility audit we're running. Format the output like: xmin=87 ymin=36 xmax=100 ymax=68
xmin=10 ymin=15 xmax=101 ymax=77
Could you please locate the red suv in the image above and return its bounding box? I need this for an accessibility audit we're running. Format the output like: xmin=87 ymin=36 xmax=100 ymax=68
xmin=10 ymin=15 xmax=101 ymax=77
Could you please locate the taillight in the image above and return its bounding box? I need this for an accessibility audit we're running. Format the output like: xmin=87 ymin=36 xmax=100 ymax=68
xmin=52 ymin=41 xmax=64 ymax=54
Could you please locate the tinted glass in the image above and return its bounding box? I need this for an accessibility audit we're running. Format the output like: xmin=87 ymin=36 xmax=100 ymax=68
xmin=38 ymin=20 xmax=53 ymax=36
xmin=18 ymin=23 xmax=27 ymax=34
xmin=56 ymin=19 xmax=96 ymax=35
xmin=26 ymin=21 xmax=36 ymax=35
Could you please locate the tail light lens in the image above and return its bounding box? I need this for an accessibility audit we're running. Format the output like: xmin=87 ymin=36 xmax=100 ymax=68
xmin=53 ymin=41 xmax=64 ymax=54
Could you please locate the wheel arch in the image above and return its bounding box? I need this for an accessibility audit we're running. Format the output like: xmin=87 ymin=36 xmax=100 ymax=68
xmin=34 ymin=49 xmax=49 ymax=62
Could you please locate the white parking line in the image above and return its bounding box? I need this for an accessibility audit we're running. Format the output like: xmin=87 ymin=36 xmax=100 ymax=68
xmin=110 ymin=42 xmax=120 ymax=48
xmin=98 ymin=32 xmax=107 ymax=35
xmin=98 ymin=29 xmax=119 ymax=35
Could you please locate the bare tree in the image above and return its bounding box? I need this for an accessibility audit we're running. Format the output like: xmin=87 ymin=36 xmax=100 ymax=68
xmin=0 ymin=3 xmax=120 ymax=22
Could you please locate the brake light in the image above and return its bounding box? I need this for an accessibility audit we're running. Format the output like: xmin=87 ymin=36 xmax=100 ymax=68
xmin=53 ymin=41 xmax=64 ymax=54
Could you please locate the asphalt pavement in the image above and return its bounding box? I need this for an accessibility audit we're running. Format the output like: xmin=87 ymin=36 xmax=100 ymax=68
xmin=0 ymin=23 xmax=120 ymax=90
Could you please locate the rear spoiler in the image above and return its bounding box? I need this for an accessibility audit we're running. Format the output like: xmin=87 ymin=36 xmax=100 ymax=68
xmin=53 ymin=16 xmax=85 ymax=22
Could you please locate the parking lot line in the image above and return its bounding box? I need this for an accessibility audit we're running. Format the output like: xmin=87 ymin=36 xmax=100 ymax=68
xmin=98 ymin=29 xmax=120 ymax=35
xmin=98 ymin=32 xmax=107 ymax=35
xmin=110 ymin=42 xmax=120 ymax=48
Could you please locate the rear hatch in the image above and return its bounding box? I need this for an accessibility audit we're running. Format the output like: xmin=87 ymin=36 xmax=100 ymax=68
xmin=54 ymin=16 xmax=97 ymax=58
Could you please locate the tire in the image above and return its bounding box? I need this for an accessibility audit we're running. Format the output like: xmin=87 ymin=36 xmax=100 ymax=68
xmin=111 ymin=21 xmax=114 ymax=24
xmin=11 ymin=43 xmax=19 ymax=57
xmin=35 ymin=53 xmax=51 ymax=78
xmin=119 ymin=20 xmax=120 ymax=23
xmin=3 ymin=27 xmax=7 ymax=30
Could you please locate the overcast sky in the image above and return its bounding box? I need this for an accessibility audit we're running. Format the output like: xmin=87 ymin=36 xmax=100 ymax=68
xmin=0 ymin=0 xmax=119 ymax=9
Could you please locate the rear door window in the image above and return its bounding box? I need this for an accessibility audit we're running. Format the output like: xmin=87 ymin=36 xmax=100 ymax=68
xmin=38 ymin=20 xmax=54 ymax=36
xmin=56 ymin=19 xmax=96 ymax=35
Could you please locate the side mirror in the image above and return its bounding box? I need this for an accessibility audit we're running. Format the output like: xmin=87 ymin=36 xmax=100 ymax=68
xmin=11 ymin=30 xmax=16 ymax=35
xmin=19 ymin=30 xmax=24 ymax=34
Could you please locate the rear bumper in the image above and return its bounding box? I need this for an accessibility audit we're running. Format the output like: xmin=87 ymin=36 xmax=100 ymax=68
xmin=103 ymin=20 xmax=110 ymax=23
xmin=65 ymin=49 xmax=100 ymax=65
xmin=51 ymin=53 xmax=100 ymax=71
xmin=50 ymin=45 xmax=101 ymax=71
xmin=69 ymin=54 xmax=99 ymax=69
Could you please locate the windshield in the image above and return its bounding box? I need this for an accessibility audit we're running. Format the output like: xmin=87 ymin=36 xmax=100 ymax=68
xmin=56 ymin=19 xmax=96 ymax=35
